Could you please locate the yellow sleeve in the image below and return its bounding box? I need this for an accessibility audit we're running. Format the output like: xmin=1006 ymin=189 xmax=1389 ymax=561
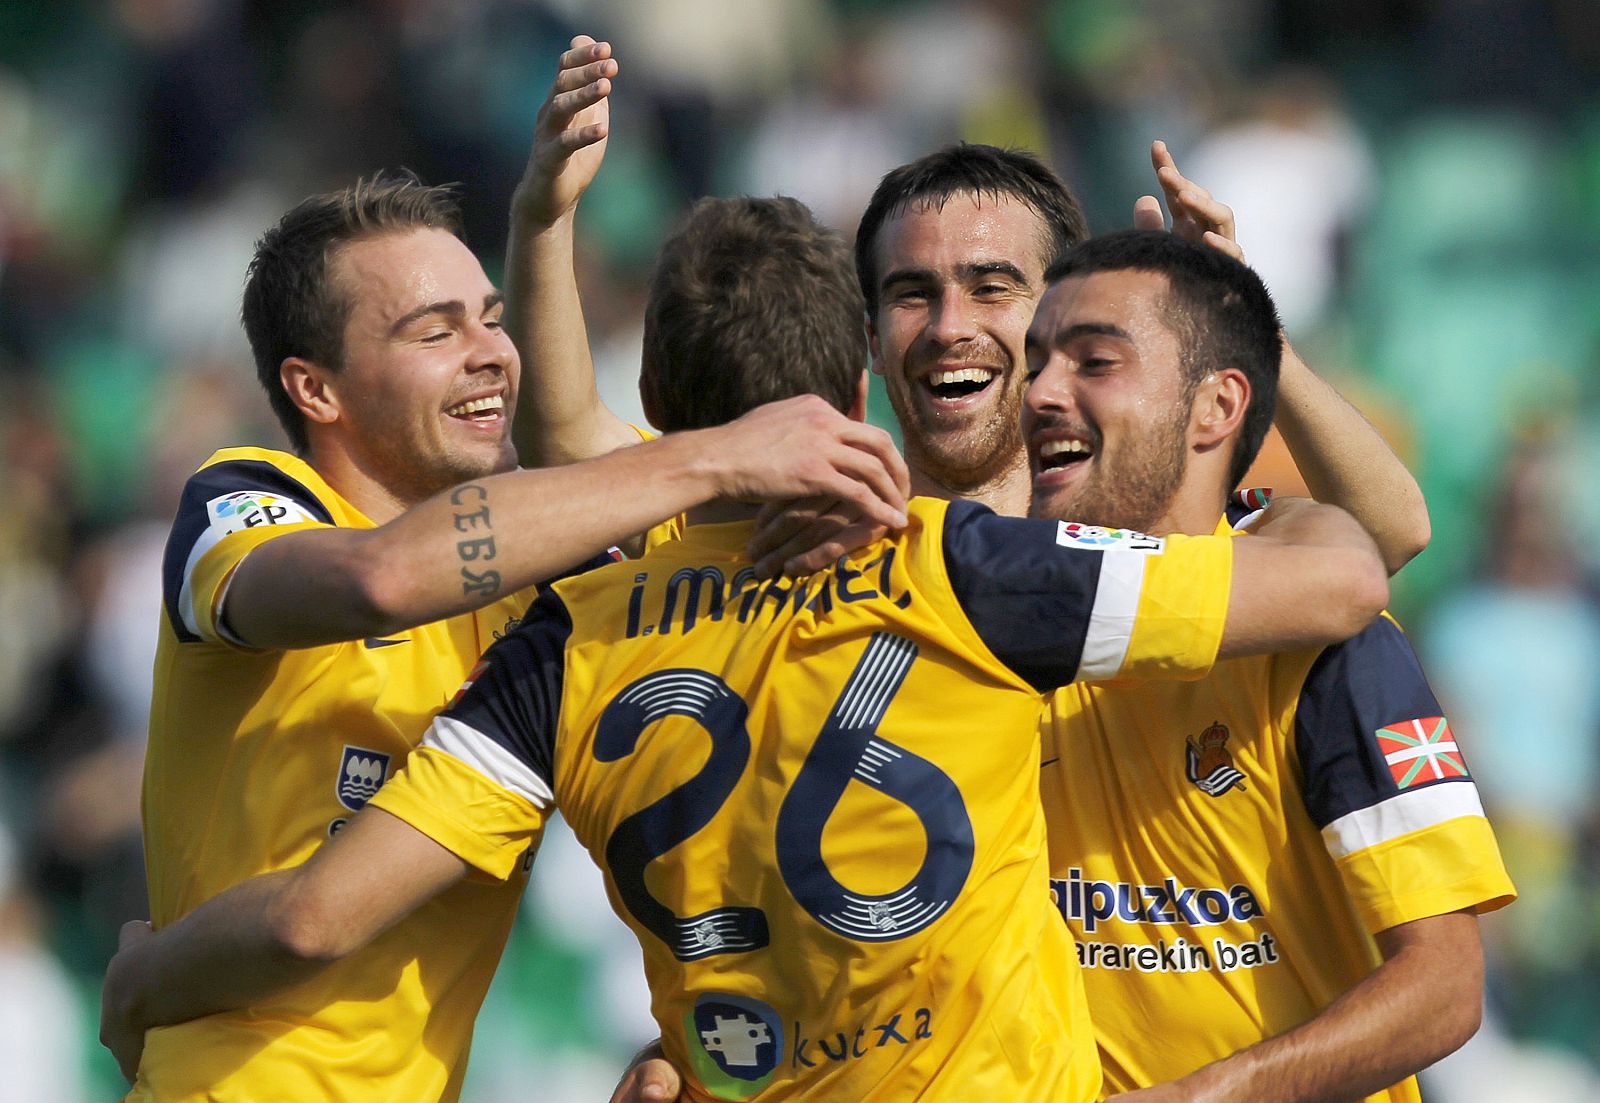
xmin=1114 ymin=532 xmax=1232 ymax=681
xmin=368 ymin=746 xmax=548 ymax=880
xmin=1334 ymin=816 xmax=1517 ymax=933
xmin=188 ymin=522 xmax=328 ymax=646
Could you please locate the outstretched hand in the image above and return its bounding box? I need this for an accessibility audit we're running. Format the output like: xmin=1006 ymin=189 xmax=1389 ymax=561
xmin=1133 ymin=139 xmax=1244 ymax=262
xmin=709 ymin=395 xmax=910 ymax=543
xmin=100 ymin=919 xmax=156 ymax=1083
xmin=513 ymin=35 xmax=617 ymax=227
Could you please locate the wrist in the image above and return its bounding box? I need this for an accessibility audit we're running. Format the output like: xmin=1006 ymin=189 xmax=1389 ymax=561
xmin=508 ymin=191 xmax=578 ymax=237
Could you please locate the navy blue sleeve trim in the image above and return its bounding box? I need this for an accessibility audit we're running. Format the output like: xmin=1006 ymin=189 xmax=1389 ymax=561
xmin=941 ymin=499 xmax=1100 ymax=693
xmin=442 ymin=587 xmax=571 ymax=794
xmin=160 ymin=460 xmax=335 ymax=643
xmin=1295 ymin=616 xmax=1456 ymax=829
xmin=538 ymin=547 xmax=624 ymax=591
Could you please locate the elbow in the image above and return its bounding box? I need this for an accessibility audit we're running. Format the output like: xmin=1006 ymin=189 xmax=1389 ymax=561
xmin=1383 ymin=509 xmax=1433 ymax=576
xmin=263 ymin=890 xmax=364 ymax=967
xmin=345 ymin=539 xmax=417 ymax=638
xmin=1330 ymin=548 xmax=1390 ymax=639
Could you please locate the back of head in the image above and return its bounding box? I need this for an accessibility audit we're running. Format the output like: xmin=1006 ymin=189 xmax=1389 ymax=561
xmin=641 ymin=196 xmax=865 ymax=432
xmin=242 ymin=173 xmax=462 ymax=452
xmin=1045 ymin=230 xmax=1282 ymax=489
xmin=854 ymin=144 xmax=1088 ymax=313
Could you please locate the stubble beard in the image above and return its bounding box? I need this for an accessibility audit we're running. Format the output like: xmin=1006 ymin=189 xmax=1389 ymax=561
xmin=1035 ymin=406 xmax=1190 ymax=534
xmin=895 ymin=371 xmax=1028 ymax=495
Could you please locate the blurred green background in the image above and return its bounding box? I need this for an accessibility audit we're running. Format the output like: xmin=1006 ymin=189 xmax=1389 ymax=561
xmin=1 ymin=1 xmax=1598 ymax=1099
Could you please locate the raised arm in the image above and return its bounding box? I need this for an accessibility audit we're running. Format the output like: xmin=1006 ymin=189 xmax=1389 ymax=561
xmin=1136 ymin=140 xmax=1430 ymax=573
xmin=1220 ymin=496 xmax=1388 ymax=658
xmin=1111 ymin=911 xmax=1483 ymax=1102
xmin=507 ymin=35 xmax=639 ymax=467
xmin=100 ymin=808 xmax=467 ymax=1082
xmin=225 ymin=395 xmax=908 ymax=648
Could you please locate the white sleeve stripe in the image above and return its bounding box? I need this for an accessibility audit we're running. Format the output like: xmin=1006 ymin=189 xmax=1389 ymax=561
xmin=177 ymin=524 xmax=230 ymax=638
xmin=1076 ymin=550 xmax=1146 ymax=680
xmin=1321 ymin=782 xmax=1486 ymax=859
xmin=422 ymin=714 xmax=555 ymax=809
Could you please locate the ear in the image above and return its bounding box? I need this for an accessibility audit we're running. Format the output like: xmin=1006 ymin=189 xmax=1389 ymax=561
xmin=1190 ymin=367 xmax=1250 ymax=449
xmin=865 ymin=313 xmax=885 ymax=377
xmin=848 ymin=370 xmax=870 ymax=422
xmin=280 ymin=357 xmax=341 ymax=429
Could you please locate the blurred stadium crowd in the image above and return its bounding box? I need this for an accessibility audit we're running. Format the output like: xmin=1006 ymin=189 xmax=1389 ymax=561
xmin=1 ymin=0 xmax=1599 ymax=1099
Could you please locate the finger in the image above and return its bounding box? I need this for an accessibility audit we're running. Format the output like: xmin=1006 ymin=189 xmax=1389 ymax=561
xmin=555 ymin=121 xmax=609 ymax=153
xmin=1178 ymin=189 xmax=1236 ymax=241
xmin=785 ymin=520 xmax=887 ymax=576
xmin=747 ymin=500 xmax=824 ymax=566
xmin=754 ymin=505 xmax=852 ymax=578
xmin=635 ymin=1059 xmax=683 ymax=1103
xmin=119 ymin=920 xmax=154 ymax=948
xmin=1132 ymin=194 xmax=1165 ymax=231
xmin=1150 ymin=139 xmax=1177 ymax=175
xmin=814 ymin=452 xmax=909 ymax=531
xmin=558 ymin=37 xmax=610 ymax=71
xmin=548 ymin=77 xmax=612 ymax=124
xmin=1154 ymin=164 xmax=1202 ymax=209
xmin=1202 ymin=229 xmax=1245 ymax=262
xmin=551 ymin=56 xmax=618 ymax=97
xmin=830 ymin=423 xmax=911 ymax=506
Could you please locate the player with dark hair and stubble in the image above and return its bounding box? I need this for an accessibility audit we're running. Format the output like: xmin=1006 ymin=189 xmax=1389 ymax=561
xmin=508 ymin=39 xmax=1511 ymax=1103
xmin=106 ymin=173 xmax=914 ymax=1103
xmin=97 ymin=127 xmax=1398 ymax=1103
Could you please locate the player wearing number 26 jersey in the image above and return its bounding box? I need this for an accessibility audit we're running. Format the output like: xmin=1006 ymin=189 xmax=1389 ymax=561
xmin=369 ymin=495 xmax=1232 ymax=1102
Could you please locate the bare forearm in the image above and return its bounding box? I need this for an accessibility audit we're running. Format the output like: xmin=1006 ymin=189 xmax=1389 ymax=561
xmin=1273 ymin=341 xmax=1429 ymax=574
xmin=109 ymin=872 xmax=322 ymax=1033
xmin=230 ymin=429 xmax=731 ymax=647
xmin=505 ymin=203 xmax=636 ymax=467
xmin=1221 ymin=499 xmax=1388 ymax=656
xmin=1147 ymin=914 xmax=1482 ymax=1103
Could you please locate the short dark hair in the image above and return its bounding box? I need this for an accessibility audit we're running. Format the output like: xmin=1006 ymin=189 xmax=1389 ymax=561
xmin=241 ymin=174 xmax=462 ymax=451
xmin=641 ymin=196 xmax=864 ymax=432
xmin=1044 ymin=230 xmax=1282 ymax=489
xmin=854 ymin=144 xmax=1088 ymax=313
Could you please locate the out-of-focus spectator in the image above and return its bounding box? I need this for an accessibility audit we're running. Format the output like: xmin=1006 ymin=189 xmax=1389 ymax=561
xmin=1182 ymin=67 xmax=1373 ymax=332
xmin=1426 ymin=429 xmax=1600 ymax=1059
xmin=0 ymin=823 xmax=89 ymax=1103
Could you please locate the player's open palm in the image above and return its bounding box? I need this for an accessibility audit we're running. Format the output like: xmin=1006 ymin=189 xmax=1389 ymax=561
xmin=514 ymin=35 xmax=617 ymax=226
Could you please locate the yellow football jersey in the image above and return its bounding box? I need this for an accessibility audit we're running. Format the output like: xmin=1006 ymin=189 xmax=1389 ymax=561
xmin=371 ymin=497 xmax=1234 ymax=1102
xmin=1040 ymin=519 xmax=1516 ymax=1100
xmin=137 ymin=447 xmax=537 ymax=1103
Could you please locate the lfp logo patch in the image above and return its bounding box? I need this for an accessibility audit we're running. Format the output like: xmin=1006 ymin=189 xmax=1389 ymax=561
xmin=1055 ymin=521 xmax=1165 ymax=554
xmin=685 ymin=993 xmax=784 ymax=1100
xmin=205 ymin=491 xmax=316 ymax=536
xmin=336 ymin=745 xmax=391 ymax=810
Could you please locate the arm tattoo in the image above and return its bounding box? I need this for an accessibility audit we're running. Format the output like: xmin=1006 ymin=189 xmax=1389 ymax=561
xmin=451 ymin=484 xmax=501 ymax=598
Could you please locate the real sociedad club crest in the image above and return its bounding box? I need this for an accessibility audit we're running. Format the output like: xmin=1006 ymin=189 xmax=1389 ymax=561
xmin=1185 ymin=721 xmax=1247 ymax=798
xmin=685 ymin=993 xmax=784 ymax=1100
xmin=336 ymin=745 xmax=391 ymax=811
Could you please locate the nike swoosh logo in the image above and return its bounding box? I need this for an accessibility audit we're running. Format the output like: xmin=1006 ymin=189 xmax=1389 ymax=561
xmin=363 ymin=637 xmax=407 ymax=649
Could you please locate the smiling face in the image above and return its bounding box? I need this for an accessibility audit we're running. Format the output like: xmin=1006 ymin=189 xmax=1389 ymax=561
xmin=322 ymin=227 xmax=520 ymax=504
xmin=866 ymin=194 xmax=1048 ymax=497
xmin=1022 ymin=269 xmax=1197 ymax=533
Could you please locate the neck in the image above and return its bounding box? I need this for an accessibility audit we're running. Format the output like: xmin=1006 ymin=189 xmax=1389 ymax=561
xmin=1146 ymin=476 xmax=1231 ymax=538
xmin=303 ymin=439 xmax=416 ymax=524
xmin=909 ymin=454 xmax=1033 ymax=519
